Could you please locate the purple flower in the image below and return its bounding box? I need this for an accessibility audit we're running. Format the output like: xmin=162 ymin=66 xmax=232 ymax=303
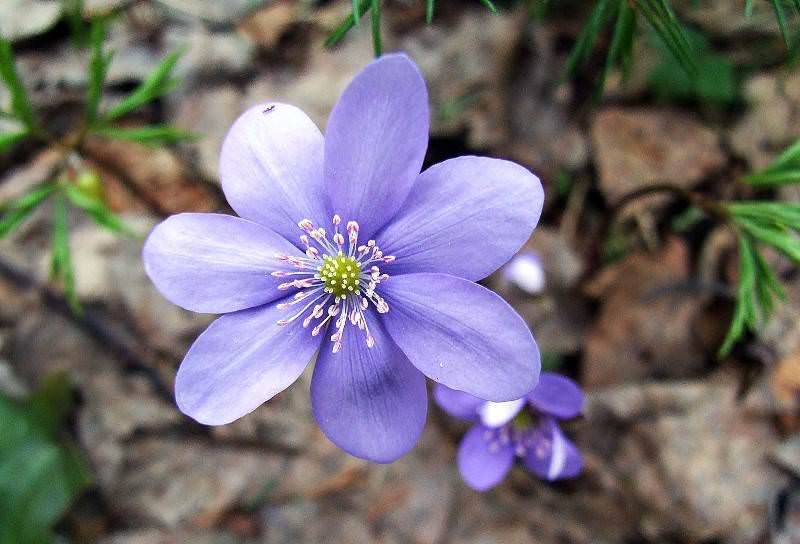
xmin=434 ymin=372 xmax=584 ymax=491
xmin=142 ymin=53 xmax=544 ymax=463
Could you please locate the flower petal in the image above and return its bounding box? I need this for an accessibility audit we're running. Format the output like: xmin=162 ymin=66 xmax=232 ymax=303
xmin=458 ymin=425 xmax=514 ymax=491
xmin=324 ymin=53 xmax=429 ymax=240
xmin=382 ymin=273 xmax=540 ymax=401
xmin=478 ymin=399 xmax=526 ymax=428
xmin=523 ymin=418 xmax=583 ymax=481
xmin=433 ymin=384 xmax=482 ymax=422
xmin=143 ymin=213 xmax=304 ymax=313
xmin=220 ymin=103 xmax=327 ymax=242
xmin=175 ymin=300 xmax=321 ymax=425
xmin=311 ymin=312 xmax=427 ymax=463
xmin=377 ymin=157 xmax=544 ymax=281
xmin=527 ymin=372 xmax=584 ymax=420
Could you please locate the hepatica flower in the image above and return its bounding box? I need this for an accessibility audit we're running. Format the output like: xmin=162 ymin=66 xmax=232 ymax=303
xmin=143 ymin=53 xmax=544 ymax=463
xmin=435 ymin=372 xmax=584 ymax=491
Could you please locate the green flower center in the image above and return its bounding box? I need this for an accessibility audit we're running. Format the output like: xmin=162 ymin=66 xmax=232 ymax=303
xmin=318 ymin=254 xmax=362 ymax=297
xmin=511 ymin=410 xmax=533 ymax=431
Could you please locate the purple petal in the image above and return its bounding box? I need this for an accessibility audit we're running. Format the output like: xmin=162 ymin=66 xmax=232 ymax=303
xmin=175 ymin=300 xmax=321 ymax=425
xmin=527 ymin=372 xmax=584 ymax=420
xmin=324 ymin=53 xmax=429 ymax=240
xmin=523 ymin=418 xmax=583 ymax=481
xmin=311 ymin=312 xmax=427 ymax=463
xmin=220 ymin=103 xmax=327 ymax=242
xmin=378 ymin=157 xmax=544 ymax=281
xmin=458 ymin=425 xmax=514 ymax=491
xmin=433 ymin=384 xmax=482 ymax=422
xmin=382 ymin=273 xmax=540 ymax=401
xmin=143 ymin=213 xmax=304 ymax=313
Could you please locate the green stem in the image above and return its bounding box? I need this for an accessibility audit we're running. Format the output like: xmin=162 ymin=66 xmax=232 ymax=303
xmin=371 ymin=0 xmax=382 ymax=57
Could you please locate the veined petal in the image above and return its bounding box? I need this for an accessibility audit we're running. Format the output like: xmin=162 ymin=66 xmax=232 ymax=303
xmin=433 ymin=384 xmax=482 ymax=422
xmin=324 ymin=53 xmax=429 ymax=240
xmin=478 ymin=399 xmax=526 ymax=428
xmin=458 ymin=425 xmax=514 ymax=491
xmin=523 ymin=418 xmax=583 ymax=481
xmin=527 ymin=372 xmax=584 ymax=420
xmin=143 ymin=213 xmax=304 ymax=313
xmin=220 ymin=103 xmax=327 ymax=242
xmin=175 ymin=300 xmax=322 ymax=425
xmin=311 ymin=312 xmax=427 ymax=463
xmin=377 ymin=157 xmax=544 ymax=281
xmin=382 ymin=273 xmax=540 ymax=402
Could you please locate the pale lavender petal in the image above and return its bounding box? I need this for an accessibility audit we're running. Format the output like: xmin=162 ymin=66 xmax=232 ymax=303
xmin=143 ymin=213 xmax=304 ymax=313
xmin=311 ymin=312 xmax=427 ymax=463
xmin=433 ymin=384 xmax=482 ymax=422
xmin=458 ymin=425 xmax=514 ymax=491
xmin=175 ymin=300 xmax=322 ymax=425
xmin=377 ymin=157 xmax=544 ymax=281
xmin=477 ymin=399 xmax=525 ymax=428
xmin=324 ymin=53 xmax=429 ymax=240
xmin=502 ymin=251 xmax=546 ymax=294
xmin=527 ymin=372 xmax=584 ymax=420
xmin=382 ymin=273 xmax=540 ymax=401
xmin=523 ymin=418 xmax=583 ymax=481
xmin=220 ymin=103 xmax=327 ymax=242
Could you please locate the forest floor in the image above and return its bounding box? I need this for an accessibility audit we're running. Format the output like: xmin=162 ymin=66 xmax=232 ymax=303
xmin=1 ymin=1 xmax=799 ymax=543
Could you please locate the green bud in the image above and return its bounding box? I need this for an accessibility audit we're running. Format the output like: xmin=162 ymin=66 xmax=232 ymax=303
xmin=73 ymin=169 xmax=105 ymax=203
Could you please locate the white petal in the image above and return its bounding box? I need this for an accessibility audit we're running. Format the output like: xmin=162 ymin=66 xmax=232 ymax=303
xmin=478 ymin=398 xmax=526 ymax=428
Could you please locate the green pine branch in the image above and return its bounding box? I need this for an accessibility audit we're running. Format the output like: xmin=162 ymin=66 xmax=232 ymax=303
xmin=564 ymin=0 xmax=698 ymax=98
xmin=716 ymin=138 xmax=800 ymax=354
xmin=325 ymin=0 xmax=497 ymax=55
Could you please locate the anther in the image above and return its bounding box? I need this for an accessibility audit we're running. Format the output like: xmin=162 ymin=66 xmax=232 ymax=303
xmin=271 ymin=214 xmax=398 ymax=353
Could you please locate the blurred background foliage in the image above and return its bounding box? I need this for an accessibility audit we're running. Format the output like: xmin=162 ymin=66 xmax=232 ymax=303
xmin=0 ymin=373 xmax=92 ymax=544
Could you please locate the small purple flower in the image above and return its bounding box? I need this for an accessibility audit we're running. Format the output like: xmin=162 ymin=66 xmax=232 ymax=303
xmin=434 ymin=372 xmax=584 ymax=491
xmin=142 ymin=53 xmax=544 ymax=463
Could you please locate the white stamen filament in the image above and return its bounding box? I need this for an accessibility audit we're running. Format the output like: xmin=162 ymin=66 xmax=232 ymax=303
xmin=272 ymin=215 xmax=395 ymax=353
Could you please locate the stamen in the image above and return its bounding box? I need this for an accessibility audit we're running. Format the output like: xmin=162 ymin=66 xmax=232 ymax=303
xmin=271 ymin=214 xmax=395 ymax=353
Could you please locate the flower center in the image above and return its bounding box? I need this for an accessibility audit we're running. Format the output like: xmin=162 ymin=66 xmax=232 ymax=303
xmin=270 ymin=214 xmax=394 ymax=353
xmin=483 ymin=424 xmax=537 ymax=458
xmin=480 ymin=409 xmax=541 ymax=457
xmin=511 ymin=410 xmax=533 ymax=431
xmin=320 ymin=255 xmax=362 ymax=297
